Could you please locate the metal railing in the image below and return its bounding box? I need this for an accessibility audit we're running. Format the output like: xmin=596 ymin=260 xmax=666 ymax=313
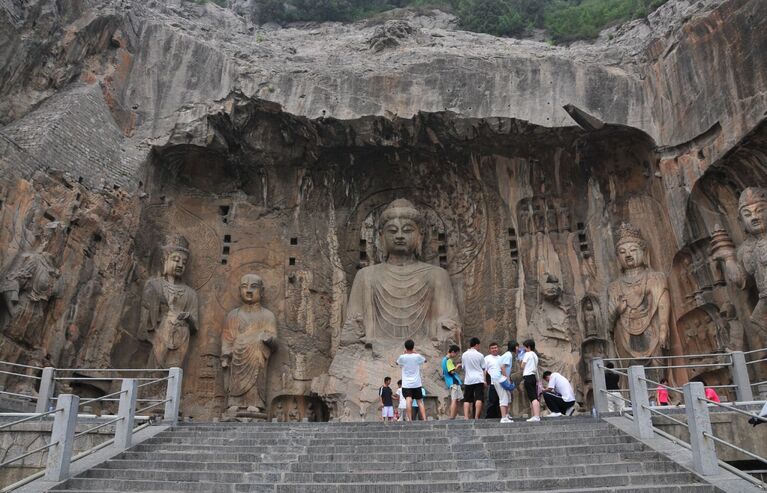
xmin=0 ymin=364 xmax=183 ymax=492
xmin=592 ymin=349 xmax=767 ymax=488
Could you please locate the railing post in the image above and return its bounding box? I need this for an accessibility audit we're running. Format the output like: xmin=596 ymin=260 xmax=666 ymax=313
xmin=683 ymin=382 xmax=719 ymax=476
xmin=115 ymin=378 xmax=137 ymax=449
xmin=729 ymin=351 xmax=754 ymax=402
xmin=35 ymin=367 xmax=55 ymax=414
xmin=592 ymin=357 xmax=609 ymax=416
xmin=45 ymin=393 xmax=79 ymax=482
xmin=628 ymin=365 xmax=653 ymax=439
xmin=164 ymin=367 xmax=182 ymax=424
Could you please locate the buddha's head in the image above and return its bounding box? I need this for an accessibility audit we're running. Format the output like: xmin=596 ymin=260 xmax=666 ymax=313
xmin=379 ymin=199 xmax=424 ymax=259
xmin=161 ymin=234 xmax=190 ymax=279
xmin=239 ymin=273 xmax=264 ymax=305
xmin=615 ymin=223 xmax=647 ymax=271
xmin=540 ymin=273 xmax=562 ymax=302
xmin=738 ymin=187 xmax=767 ymax=236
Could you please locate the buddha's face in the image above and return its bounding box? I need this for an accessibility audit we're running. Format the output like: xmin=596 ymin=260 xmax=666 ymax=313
xmin=163 ymin=250 xmax=188 ymax=278
xmin=240 ymin=275 xmax=263 ymax=304
xmin=617 ymin=241 xmax=645 ymax=270
xmin=740 ymin=201 xmax=767 ymax=235
xmin=541 ymin=281 xmax=561 ymax=301
xmin=382 ymin=217 xmax=421 ymax=257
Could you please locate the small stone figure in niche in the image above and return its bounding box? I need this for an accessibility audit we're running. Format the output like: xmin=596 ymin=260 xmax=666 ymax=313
xmin=710 ymin=187 xmax=767 ymax=350
xmin=221 ymin=274 xmax=277 ymax=413
xmin=139 ymin=234 xmax=198 ymax=369
xmin=582 ymin=297 xmax=600 ymax=339
xmin=607 ymin=223 xmax=670 ymax=367
xmin=0 ymin=221 xmax=64 ymax=347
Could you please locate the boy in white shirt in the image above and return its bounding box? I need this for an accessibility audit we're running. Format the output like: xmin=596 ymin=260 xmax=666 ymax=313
xmin=485 ymin=342 xmax=512 ymax=423
xmin=541 ymin=371 xmax=576 ymax=417
xmin=521 ymin=339 xmax=541 ymax=422
xmin=395 ymin=380 xmax=407 ymax=421
xmin=396 ymin=339 xmax=427 ymax=421
xmin=461 ymin=337 xmax=486 ymax=419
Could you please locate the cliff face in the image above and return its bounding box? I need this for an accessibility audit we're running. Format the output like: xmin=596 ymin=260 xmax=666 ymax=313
xmin=0 ymin=0 xmax=765 ymax=420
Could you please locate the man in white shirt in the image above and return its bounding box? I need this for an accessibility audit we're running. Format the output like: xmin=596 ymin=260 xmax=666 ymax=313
xmin=396 ymin=339 xmax=427 ymax=421
xmin=485 ymin=342 xmax=512 ymax=423
xmin=542 ymin=371 xmax=576 ymax=417
xmin=521 ymin=339 xmax=541 ymax=422
xmin=461 ymin=337 xmax=486 ymax=419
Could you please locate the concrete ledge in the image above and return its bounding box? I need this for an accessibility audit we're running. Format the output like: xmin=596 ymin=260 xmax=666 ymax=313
xmin=604 ymin=415 xmax=763 ymax=493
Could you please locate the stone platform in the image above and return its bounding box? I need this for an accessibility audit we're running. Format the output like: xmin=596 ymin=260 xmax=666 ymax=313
xmin=48 ymin=417 xmax=721 ymax=492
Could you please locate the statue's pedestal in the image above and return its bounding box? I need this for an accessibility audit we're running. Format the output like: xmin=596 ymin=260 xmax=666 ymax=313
xmin=221 ymin=406 xmax=268 ymax=422
xmin=313 ymin=338 xmax=449 ymax=421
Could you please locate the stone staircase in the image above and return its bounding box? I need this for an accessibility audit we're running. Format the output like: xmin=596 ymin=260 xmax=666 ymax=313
xmin=50 ymin=418 xmax=720 ymax=492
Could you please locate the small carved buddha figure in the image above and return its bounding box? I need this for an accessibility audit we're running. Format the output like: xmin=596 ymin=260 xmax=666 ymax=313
xmin=221 ymin=274 xmax=277 ymax=413
xmin=139 ymin=234 xmax=198 ymax=369
xmin=711 ymin=188 xmax=767 ymax=350
xmin=607 ymin=223 xmax=670 ymax=367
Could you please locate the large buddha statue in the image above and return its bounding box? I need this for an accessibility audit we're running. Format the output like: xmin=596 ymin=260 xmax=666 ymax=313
xmin=607 ymin=223 xmax=670 ymax=367
xmin=139 ymin=234 xmax=198 ymax=369
xmin=221 ymin=274 xmax=277 ymax=413
xmin=314 ymin=199 xmax=461 ymax=420
xmin=710 ymin=187 xmax=767 ymax=351
xmin=341 ymin=198 xmax=460 ymax=345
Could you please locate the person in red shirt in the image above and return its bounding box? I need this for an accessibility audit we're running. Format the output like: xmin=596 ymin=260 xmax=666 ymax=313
xmin=656 ymin=378 xmax=670 ymax=406
xmin=698 ymin=378 xmax=721 ymax=403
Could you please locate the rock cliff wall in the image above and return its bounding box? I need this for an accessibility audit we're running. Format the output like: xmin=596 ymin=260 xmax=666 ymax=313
xmin=0 ymin=0 xmax=765 ymax=420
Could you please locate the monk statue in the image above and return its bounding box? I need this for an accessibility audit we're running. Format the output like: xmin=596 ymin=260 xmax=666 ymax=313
xmin=710 ymin=187 xmax=767 ymax=350
xmin=341 ymin=198 xmax=461 ymax=345
xmin=0 ymin=222 xmax=63 ymax=348
xmin=607 ymin=223 xmax=670 ymax=367
xmin=139 ymin=234 xmax=198 ymax=369
xmin=221 ymin=274 xmax=277 ymax=413
xmin=314 ymin=198 xmax=461 ymax=420
xmin=526 ymin=274 xmax=579 ymax=386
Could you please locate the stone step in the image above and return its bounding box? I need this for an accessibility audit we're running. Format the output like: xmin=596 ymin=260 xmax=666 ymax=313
xmin=118 ymin=450 xmax=299 ymax=463
xmin=103 ymin=459 xmax=258 ymax=472
xmin=461 ymin=471 xmax=701 ymax=491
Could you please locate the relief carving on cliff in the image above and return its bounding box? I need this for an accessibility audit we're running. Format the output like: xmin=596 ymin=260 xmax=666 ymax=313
xmin=710 ymin=187 xmax=767 ymax=352
xmin=221 ymin=274 xmax=276 ymax=416
xmin=0 ymin=221 xmax=65 ymax=349
xmin=607 ymin=223 xmax=670 ymax=370
xmin=139 ymin=234 xmax=198 ymax=369
xmin=525 ymin=273 xmax=580 ymax=387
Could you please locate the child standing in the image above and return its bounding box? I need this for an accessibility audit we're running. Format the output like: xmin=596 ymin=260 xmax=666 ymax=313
xmin=396 ymin=379 xmax=407 ymax=421
xmin=521 ymin=339 xmax=541 ymax=422
xmin=379 ymin=376 xmax=395 ymax=422
xmin=656 ymin=378 xmax=670 ymax=406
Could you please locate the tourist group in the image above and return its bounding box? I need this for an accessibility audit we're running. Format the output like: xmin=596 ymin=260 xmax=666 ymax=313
xmin=379 ymin=338 xmax=576 ymax=422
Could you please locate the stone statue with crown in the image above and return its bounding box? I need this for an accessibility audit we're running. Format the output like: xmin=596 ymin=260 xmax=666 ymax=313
xmin=313 ymin=199 xmax=462 ymax=420
xmin=710 ymin=187 xmax=767 ymax=350
xmin=139 ymin=234 xmax=199 ymax=369
xmin=607 ymin=223 xmax=670 ymax=368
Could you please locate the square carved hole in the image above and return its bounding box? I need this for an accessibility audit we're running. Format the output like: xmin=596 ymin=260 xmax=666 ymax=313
xmin=290 ymin=237 xmax=298 ymax=245
xmin=289 ymin=257 xmax=296 ymax=266
xmin=224 ymin=234 xmax=231 ymax=243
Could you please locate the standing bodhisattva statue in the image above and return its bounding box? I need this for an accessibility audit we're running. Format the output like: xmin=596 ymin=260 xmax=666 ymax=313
xmin=140 ymin=234 xmax=198 ymax=368
xmin=607 ymin=223 xmax=670 ymax=366
xmin=221 ymin=274 xmax=277 ymax=412
xmin=710 ymin=187 xmax=767 ymax=350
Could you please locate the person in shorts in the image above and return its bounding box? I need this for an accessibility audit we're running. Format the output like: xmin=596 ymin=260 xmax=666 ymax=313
xmin=461 ymin=337 xmax=486 ymax=419
xmin=442 ymin=344 xmax=464 ymax=419
xmin=521 ymin=339 xmax=541 ymax=422
xmin=396 ymin=339 xmax=427 ymax=421
xmin=379 ymin=376 xmax=395 ymax=422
